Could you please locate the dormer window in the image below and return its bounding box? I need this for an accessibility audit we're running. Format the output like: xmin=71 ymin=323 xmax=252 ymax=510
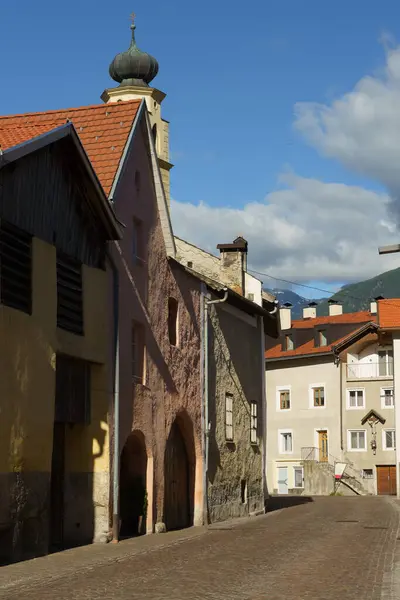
xmin=318 ymin=330 xmax=327 ymax=347
xmin=285 ymin=334 xmax=294 ymax=351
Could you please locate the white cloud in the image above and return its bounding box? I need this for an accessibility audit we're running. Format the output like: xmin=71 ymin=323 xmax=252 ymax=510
xmin=172 ymin=44 xmax=400 ymax=287
xmin=171 ymin=173 xmax=399 ymax=285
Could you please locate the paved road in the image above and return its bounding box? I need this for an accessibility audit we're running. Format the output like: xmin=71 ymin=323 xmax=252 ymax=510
xmin=1 ymin=496 xmax=400 ymax=600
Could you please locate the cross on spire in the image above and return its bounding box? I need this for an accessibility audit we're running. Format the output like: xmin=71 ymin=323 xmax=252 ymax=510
xmin=130 ymin=12 xmax=136 ymax=25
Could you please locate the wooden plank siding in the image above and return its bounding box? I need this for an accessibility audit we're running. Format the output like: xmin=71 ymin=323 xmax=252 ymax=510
xmin=0 ymin=138 xmax=106 ymax=269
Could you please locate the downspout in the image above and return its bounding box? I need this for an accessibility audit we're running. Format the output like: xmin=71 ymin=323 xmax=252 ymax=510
xmin=203 ymin=287 xmax=228 ymax=524
xmin=260 ymin=316 xmax=267 ymax=506
xmin=334 ymin=354 xmax=343 ymax=451
xmin=106 ymin=249 xmax=120 ymax=542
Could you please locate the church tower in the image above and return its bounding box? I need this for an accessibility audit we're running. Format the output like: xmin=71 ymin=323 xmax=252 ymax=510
xmin=101 ymin=15 xmax=173 ymax=206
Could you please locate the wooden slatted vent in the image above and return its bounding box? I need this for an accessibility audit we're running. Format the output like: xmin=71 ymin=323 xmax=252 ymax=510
xmin=57 ymin=252 xmax=84 ymax=335
xmin=0 ymin=221 xmax=32 ymax=314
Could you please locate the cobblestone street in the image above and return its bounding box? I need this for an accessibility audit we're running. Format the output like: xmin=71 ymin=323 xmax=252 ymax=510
xmin=1 ymin=496 xmax=400 ymax=600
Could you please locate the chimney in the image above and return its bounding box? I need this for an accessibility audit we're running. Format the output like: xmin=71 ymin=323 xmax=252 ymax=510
xmin=328 ymin=299 xmax=343 ymax=316
xmin=280 ymin=302 xmax=292 ymax=331
xmin=303 ymin=301 xmax=317 ymax=319
xmin=217 ymin=236 xmax=248 ymax=296
xmin=370 ymin=295 xmax=384 ymax=315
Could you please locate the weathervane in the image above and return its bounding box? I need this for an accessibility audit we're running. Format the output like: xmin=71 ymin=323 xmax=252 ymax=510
xmin=130 ymin=12 xmax=136 ymax=26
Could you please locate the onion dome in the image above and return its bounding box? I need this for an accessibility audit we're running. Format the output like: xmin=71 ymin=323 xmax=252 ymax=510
xmin=109 ymin=19 xmax=159 ymax=87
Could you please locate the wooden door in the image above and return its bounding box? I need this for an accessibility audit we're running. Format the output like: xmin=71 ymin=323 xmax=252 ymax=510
xmin=377 ymin=465 xmax=397 ymax=495
xmin=49 ymin=422 xmax=65 ymax=550
xmin=318 ymin=431 xmax=328 ymax=462
xmin=164 ymin=422 xmax=190 ymax=531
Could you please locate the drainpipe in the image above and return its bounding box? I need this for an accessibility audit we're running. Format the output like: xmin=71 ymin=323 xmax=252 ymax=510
xmin=260 ymin=316 xmax=267 ymax=506
xmin=106 ymin=250 xmax=120 ymax=543
xmin=334 ymin=354 xmax=343 ymax=451
xmin=203 ymin=287 xmax=228 ymax=524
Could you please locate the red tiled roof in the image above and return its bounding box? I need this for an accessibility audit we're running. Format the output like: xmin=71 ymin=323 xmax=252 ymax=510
xmin=0 ymin=100 xmax=141 ymax=195
xmin=378 ymin=299 xmax=400 ymax=330
xmin=266 ymin=310 xmax=377 ymax=360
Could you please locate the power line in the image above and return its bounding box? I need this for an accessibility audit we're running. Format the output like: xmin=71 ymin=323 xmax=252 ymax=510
xmin=248 ymin=267 xmax=400 ymax=309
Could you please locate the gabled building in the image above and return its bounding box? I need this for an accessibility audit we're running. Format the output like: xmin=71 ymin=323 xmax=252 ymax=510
xmin=0 ymin=15 xmax=279 ymax=559
xmin=0 ymin=124 xmax=121 ymax=563
xmin=265 ymin=300 xmax=384 ymax=496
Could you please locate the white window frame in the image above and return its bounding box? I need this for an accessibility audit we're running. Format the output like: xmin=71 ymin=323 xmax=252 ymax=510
xmin=276 ymin=385 xmax=291 ymax=412
xmin=309 ymin=383 xmax=326 ymax=409
xmin=382 ymin=429 xmax=396 ymax=451
xmin=250 ymin=402 xmax=257 ymax=445
xmin=380 ymin=387 xmax=394 ymax=409
xmin=361 ymin=468 xmax=374 ymax=479
xmin=378 ymin=348 xmax=394 ymax=378
xmin=293 ymin=466 xmax=304 ymax=488
xmin=346 ymin=388 xmax=365 ymax=410
xmin=225 ymin=393 xmax=234 ymax=442
xmin=278 ymin=429 xmax=293 ymax=455
xmin=347 ymin=429 xmax=367 ymax=452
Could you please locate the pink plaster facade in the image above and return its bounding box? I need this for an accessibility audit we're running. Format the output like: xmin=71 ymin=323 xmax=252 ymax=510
xmin=111 ymin=114 xmax=204 ymax=532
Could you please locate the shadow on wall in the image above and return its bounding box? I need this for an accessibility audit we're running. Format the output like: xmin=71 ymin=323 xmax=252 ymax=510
xmin=266 ymin=495 xmax=314 ymax=513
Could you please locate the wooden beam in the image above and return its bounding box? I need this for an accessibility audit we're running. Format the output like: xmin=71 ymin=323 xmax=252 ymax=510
xmin=378 ymin=243 xmax=400 ymax=255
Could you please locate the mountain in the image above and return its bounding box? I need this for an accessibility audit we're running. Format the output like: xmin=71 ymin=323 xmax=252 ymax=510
xmin=266 ymin=266 xmax=400 ymax=318
xmin=317 ymin=266 xmax=400 ymax=315
xmin=266 ymin=288 xmax=326 ymax=319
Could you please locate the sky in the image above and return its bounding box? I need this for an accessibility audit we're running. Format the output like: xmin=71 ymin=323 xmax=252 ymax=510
xmin=2 ymin=1 xmax=400 ymax=297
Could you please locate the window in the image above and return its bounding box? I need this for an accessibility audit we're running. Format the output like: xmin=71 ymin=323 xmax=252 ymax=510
xmin=347 ymin=389 xmax=365 ymax=409
xmin=168 ymin=297 xmax=179 ymax=346
xmin=383 ymin=429 xmax=396 ymax=450
xmin=57 ymin=252 xmax=83 ymax=335
xmin=132 ymin=218 xmax=144 ymax=264
xmin=318 ymin=330 xmax=327 ymax=347
xmin=348 ymin=430 xmax=366 ymax=451
xmin=134 ymin=170 xmax=141 ymax=193
xmin=0 ymin=221 xmax=32 ymax=314
xmin=241 ymin=480 xmax=247 ymax=504
xmin=132 ymin=321 xmax=146 ymax=385
xmin=294 ymin=467 xmax=304 ymax=488
xmin=362 ymin=469 xmax=373 ymax=479
xmin=381 ymin=387 xmax=394 ymax=409
xmin=285 ymin=334 xmax=294 ymax=351
xmin=152 ymin=123 xmax=157 ymax=146
xmin=313 ymin=386 xmax=325 ymax=407
xmin=378 ymin=350 xmax=393 ymax=377
xmin=279 ymin=430 xmax=293 ymax=454
xmin=225 ymin=393 xmax=233 ymax=441
xmin=279 ymin=389 xmax=291 ymax=410
xmin=250 ymin=402 xmax=257 ymax=444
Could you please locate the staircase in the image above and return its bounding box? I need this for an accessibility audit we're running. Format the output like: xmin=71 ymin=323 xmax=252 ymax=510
xmin=301 ymin=447 xmax=370 ymax=496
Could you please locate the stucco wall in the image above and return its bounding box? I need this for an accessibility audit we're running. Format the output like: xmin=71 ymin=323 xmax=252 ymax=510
xmin=0 ymin=237 xmax=111 ymax=563
xmin=266 ymin=356 xmax=341 ymax=494
xmin=341 ymin=348 xmax=396 ymax=495
xmin=207 ymin=301 xmax=264 ymax=521
xmin=112 ymin=118 xmax=204 ymax=533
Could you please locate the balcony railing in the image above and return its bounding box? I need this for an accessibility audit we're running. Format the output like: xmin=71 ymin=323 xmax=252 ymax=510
xmin=346 ymin=362 xmax=393 ymax=380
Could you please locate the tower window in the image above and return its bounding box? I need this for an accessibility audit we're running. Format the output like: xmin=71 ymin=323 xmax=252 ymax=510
xmin=152 ymin=124 xmax=157 ymax=147
xmin=168 ymin=297 xmax=178 ymax=346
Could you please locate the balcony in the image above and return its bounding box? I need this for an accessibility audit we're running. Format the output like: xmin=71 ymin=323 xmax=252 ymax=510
xmin=346 ymin=362 xmax=393 ymax=380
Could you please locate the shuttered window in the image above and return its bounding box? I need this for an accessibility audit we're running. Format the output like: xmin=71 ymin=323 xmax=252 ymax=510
xmin=0 ymin=221 xmax=32 ymax=314
xmin=57 ymin=253 xmax=83 ymax=335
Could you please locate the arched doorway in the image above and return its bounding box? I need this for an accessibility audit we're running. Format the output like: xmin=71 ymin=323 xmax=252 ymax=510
xmin=119 ymin=431 xmax=147 ymax=537
xmin=164 ymin=413 xmax=195 ymax=531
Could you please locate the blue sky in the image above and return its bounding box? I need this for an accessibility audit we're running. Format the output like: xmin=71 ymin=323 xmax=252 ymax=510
xmin=2 ymin=1 xmax=400 ymax=297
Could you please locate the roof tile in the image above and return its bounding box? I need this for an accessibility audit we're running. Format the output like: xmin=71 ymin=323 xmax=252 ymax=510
xmin=0 ymin=100 xmax=141 ymax=195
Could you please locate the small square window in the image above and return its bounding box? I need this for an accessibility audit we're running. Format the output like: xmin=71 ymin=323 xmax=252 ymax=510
xmin=362 ymin=469 xmax=373 ymax=479
xmin=280 ymin=390 xmax=290 ymax=410
xmin=313 ymin=387 xmax=325 ymax=407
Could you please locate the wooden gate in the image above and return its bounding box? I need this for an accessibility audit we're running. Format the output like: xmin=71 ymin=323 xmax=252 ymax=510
xmin=377 ymin=465 xmax=397 ymax=495
xmin=164 ymin=421 xmax=190 ymax=531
